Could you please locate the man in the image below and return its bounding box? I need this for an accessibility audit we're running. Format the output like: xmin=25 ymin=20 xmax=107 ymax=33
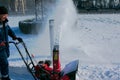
xmin=0 ymin=6 xmax=22 ymax=80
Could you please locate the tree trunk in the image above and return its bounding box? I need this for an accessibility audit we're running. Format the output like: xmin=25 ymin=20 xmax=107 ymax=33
xmin=15 ymin=0 xmax=26 ymax=14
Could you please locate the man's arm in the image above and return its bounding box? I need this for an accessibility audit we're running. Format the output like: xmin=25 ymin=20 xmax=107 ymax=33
xmin=7 ymin=24 xmax=17 ymax=39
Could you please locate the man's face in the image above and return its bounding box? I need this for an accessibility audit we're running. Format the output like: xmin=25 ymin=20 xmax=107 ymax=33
xmin=0 ymin=14 xmax=8 ymax=22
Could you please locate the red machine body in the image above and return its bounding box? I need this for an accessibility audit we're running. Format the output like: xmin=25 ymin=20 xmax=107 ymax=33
xmin=34 ymin=45 xmax=71 ymax=80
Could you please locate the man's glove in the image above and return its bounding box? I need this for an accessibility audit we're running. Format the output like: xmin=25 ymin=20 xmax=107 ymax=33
xmin=13 ymin=36 xmax=23 ymax=42
xmin=16 ymin=37 xmax=23 ymax=42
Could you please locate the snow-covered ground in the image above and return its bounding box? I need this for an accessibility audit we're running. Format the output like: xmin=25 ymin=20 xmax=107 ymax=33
xmin=59 ymin=13 xmax=120 ymax=80
xmin=4 ymin=0 xmax=120 ymax=80
xmin=7 ymin=13 xmax=120 ymax=80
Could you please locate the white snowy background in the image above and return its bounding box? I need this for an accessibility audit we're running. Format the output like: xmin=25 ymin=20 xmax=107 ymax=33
xmin=4 ymin=0 xmax=120 ymax=80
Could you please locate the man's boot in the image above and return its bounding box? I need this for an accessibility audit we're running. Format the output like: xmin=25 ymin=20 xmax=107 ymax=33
xmin=1 ymin=76 xmax=10 ymax=80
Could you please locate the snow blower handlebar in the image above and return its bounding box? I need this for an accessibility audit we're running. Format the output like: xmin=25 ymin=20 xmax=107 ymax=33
xmin=9 ymin=40 xmax=38 ymax=80
xmin=9 ymin=40 xmax=35 ymax=66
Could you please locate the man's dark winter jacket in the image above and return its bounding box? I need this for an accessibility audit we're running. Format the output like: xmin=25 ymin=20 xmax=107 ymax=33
xmin=0 ymin=19 xmax=16 ymax=57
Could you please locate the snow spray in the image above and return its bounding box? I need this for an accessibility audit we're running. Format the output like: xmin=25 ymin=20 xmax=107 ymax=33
xmin=49 ymin=0 xmax=78 ymax=74
xmin=51 ymin=0 xmax=78 ymax=62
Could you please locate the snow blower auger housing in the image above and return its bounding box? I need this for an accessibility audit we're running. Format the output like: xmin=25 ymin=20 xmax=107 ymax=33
xmin=9 ymin=40 xmax=79 ymax=80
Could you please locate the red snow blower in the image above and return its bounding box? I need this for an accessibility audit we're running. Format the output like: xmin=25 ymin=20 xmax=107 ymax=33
xmin=9 ymin=41 xmax=79 ymax=80
xmin=9 ymin=19 xmax=79 ymax=80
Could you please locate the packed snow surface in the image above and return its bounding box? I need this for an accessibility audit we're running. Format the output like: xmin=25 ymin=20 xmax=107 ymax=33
xmin=7 ymin=13 xmax=120 ymax=80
